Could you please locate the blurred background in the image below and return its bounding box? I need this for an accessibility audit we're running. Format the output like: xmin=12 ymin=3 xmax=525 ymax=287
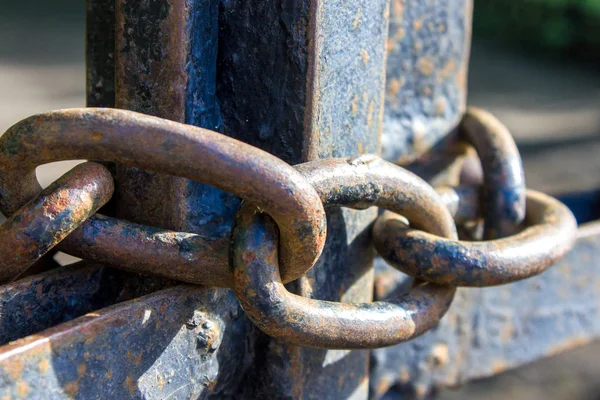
xmin=1 ymin=0 xmax=600 ymax=398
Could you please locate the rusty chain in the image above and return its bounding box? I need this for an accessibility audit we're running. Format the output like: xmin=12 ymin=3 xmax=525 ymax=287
xmin=0 ymin=107 xmax=577 ymax=349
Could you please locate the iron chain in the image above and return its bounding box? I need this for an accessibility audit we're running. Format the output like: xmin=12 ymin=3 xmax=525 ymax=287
xmin=0 ymin=107 xmax=577 ymax=349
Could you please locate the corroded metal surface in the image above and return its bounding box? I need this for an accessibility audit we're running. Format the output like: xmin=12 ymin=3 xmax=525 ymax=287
xmin=370 ymin=221 xmax=600 ymax=398
xmin=461 ymin=107 xmax=526 ymax=238
xmin=59 ymin=214 xmax=232 ymax=287
xmin=0 ymin=163 xmax=113 ymax=281
xmin=233 ymin=208 xmax=454 ymax=349
xmin=218 ymin=0 xmax=388 ymax=397
xmin=374 ymin=188 xmax=577 ymax=287
xmin=233 ymin=156 xmax=457 ymax=349
xmin=0 ymin=262 xmax=167 ymax=346
xmin=0 ymin=108 xmax=326 ymax=283
xmin=436 ymin=185 xmax=480 ymax=223
xmin=383 ymin=0 xmax=472 ymax=167
xmin=0 ymin=286 xmax=249 ymax=399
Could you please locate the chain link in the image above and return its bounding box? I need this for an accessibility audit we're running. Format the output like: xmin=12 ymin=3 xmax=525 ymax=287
xmin=0 ymin=107 xmax=578 ymax=349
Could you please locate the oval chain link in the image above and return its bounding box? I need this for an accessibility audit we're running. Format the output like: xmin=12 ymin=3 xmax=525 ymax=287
xmin=0 ymin=108 xmax=326 ymax=284
xmin=232 ymin=157 xmax=457 ymax=349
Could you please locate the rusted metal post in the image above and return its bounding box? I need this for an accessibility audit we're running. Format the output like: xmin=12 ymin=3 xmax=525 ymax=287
xmin=216 ymin=0 xmax=388 ymax=397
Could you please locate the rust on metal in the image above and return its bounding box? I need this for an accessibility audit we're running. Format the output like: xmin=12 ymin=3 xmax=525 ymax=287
xmin=374 ymin=188 xmax=578 ymax=287
xmin=58 ymin=214 xmax=232 ymax=287
xmin=233 ymin=206 xmax=455 ymax=349
xmin=0 ymin=163 xmax=113 ymax=282
xmin=0 ymin=108 xmax=326 ymax=284
xmin=0 ymin=285 xmax=246 ymax=399
xmin=232 ymin=155 xmax=457 ymax=349
xmin=461 ymin=107 xmax=526 ymax=239
xmin=60 ymin=155 xmax=458 ymax=287
xmin=295 ymin=156 xmax=457 ymax=238
xmin=435 ymin=185 xmax=481 ymax=223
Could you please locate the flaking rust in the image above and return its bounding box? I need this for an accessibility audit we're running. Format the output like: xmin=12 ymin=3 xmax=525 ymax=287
xmin=233 ymin=156 xmax=457 ymax=349
xmin=0 ymin=163 xmax=113 ymax=281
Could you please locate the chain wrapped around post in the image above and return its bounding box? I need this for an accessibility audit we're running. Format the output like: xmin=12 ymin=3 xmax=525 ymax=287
xmin=232 ymin=156 xmax=457 ymax=349
xmin=0 ymin=107 xmax=579 ymax=349
xmin=0 ymin=108 xmax=327 ymax=285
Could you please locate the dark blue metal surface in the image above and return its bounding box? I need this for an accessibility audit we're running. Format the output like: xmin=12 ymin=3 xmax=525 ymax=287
xmin=218 ymin=0 xmax=387 ymax=397
xmin=371 ymin=220 xmax=600 ymax=399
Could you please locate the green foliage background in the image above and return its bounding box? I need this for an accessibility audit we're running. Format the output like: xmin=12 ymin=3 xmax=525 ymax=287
xmin=473 ymin=0 xmax=600 ymax=61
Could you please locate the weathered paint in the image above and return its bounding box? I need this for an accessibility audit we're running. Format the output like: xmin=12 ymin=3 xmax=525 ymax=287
xmin=382 ymin=0 xmax=472 ymax=167
xmin=0 ymin=261 xmax=168 ymax=346
xmin=0 ymin=286 xmax=249 ymax=399
xmin=218 ymin=0 xmax=388 ymax=397
xmin=370 ymin=221 xmax=600 ymax=398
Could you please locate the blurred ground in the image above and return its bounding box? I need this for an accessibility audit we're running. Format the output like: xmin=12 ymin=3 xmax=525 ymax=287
xmin=1 ymin=2 xmax=600 ymax=399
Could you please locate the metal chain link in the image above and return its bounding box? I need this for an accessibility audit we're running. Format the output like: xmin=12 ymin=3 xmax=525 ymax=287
xmin=0 ymin=107 xmax=578 ymax=349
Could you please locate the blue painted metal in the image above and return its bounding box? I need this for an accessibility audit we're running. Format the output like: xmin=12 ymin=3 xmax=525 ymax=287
xmin=382 ymin=0 xmax=472 ymax=176
xmin=371 ymin=220 xmax=600 ymax=398
xmin=218 ymin=0 xmax=387 ymax=397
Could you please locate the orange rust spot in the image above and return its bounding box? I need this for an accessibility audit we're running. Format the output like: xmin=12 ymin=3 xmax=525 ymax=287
xmin=17 ymin=381 xmax=29 ymax=397
xmin=105 ymin=370 xmax=113 ymax=379
xmin=417 ymin=57 xmax=434 ymax=76
xmin=360 ymin=49 xmax=370 ymax=64
xmin=367 ymin=102 xmax=375 ymax=127
xmin=353 ymin=8 xmax=362 ymax=29
xmin=78 ymin=364 xmax=87 ymax=377
xmin=387 ymin=78 xmax=404 ymax=97
xmin=386 ymin=38 xmax=395 ymax=52
xmin=38 ymin=359 xmax=50 ymax=374
xmin=395 ymin=28 xmax=405 ymax=39
xmin=414 ymin=383 xmax=428 ymax=398
xmin=5 ymin=358 xmax=24 ymax=380
xmin=242 ymin=251 xmax=256 ymax=263
xmin=357 ymin=142 xmax=364 ymax=155
xmin=91 ymin=132 xmax=104 ymax=141
xmin=429 ymin=344 xmax=449 ymax=366
xmin=376 ymin=376 xmax=392 ymax=395
xmin=490 ymin=360 xmax=507 ymax=375
xmin=157 ymin=375 xmax=166 ymax=390
xmin=413 ymin=18 xmax=423 ymax=31
xmin=351 ymin=94 xmax=359 ymax=117
xmin=439 ymin=59 xmax=457 ymax=82
xmin=547 ymin=337 xmax=591 ymax=357
xmin=392 ymin=0 xmax=404 ymax=19
xmin=64 ymin=381 xmax=78 ymax=397
xmin=421 ymin=86 xmax=432 ymax=96
xmin=124 ymin=376 xmax=137 ymax=395
xmin=435 ymin=98 xmax=447 ymax=115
